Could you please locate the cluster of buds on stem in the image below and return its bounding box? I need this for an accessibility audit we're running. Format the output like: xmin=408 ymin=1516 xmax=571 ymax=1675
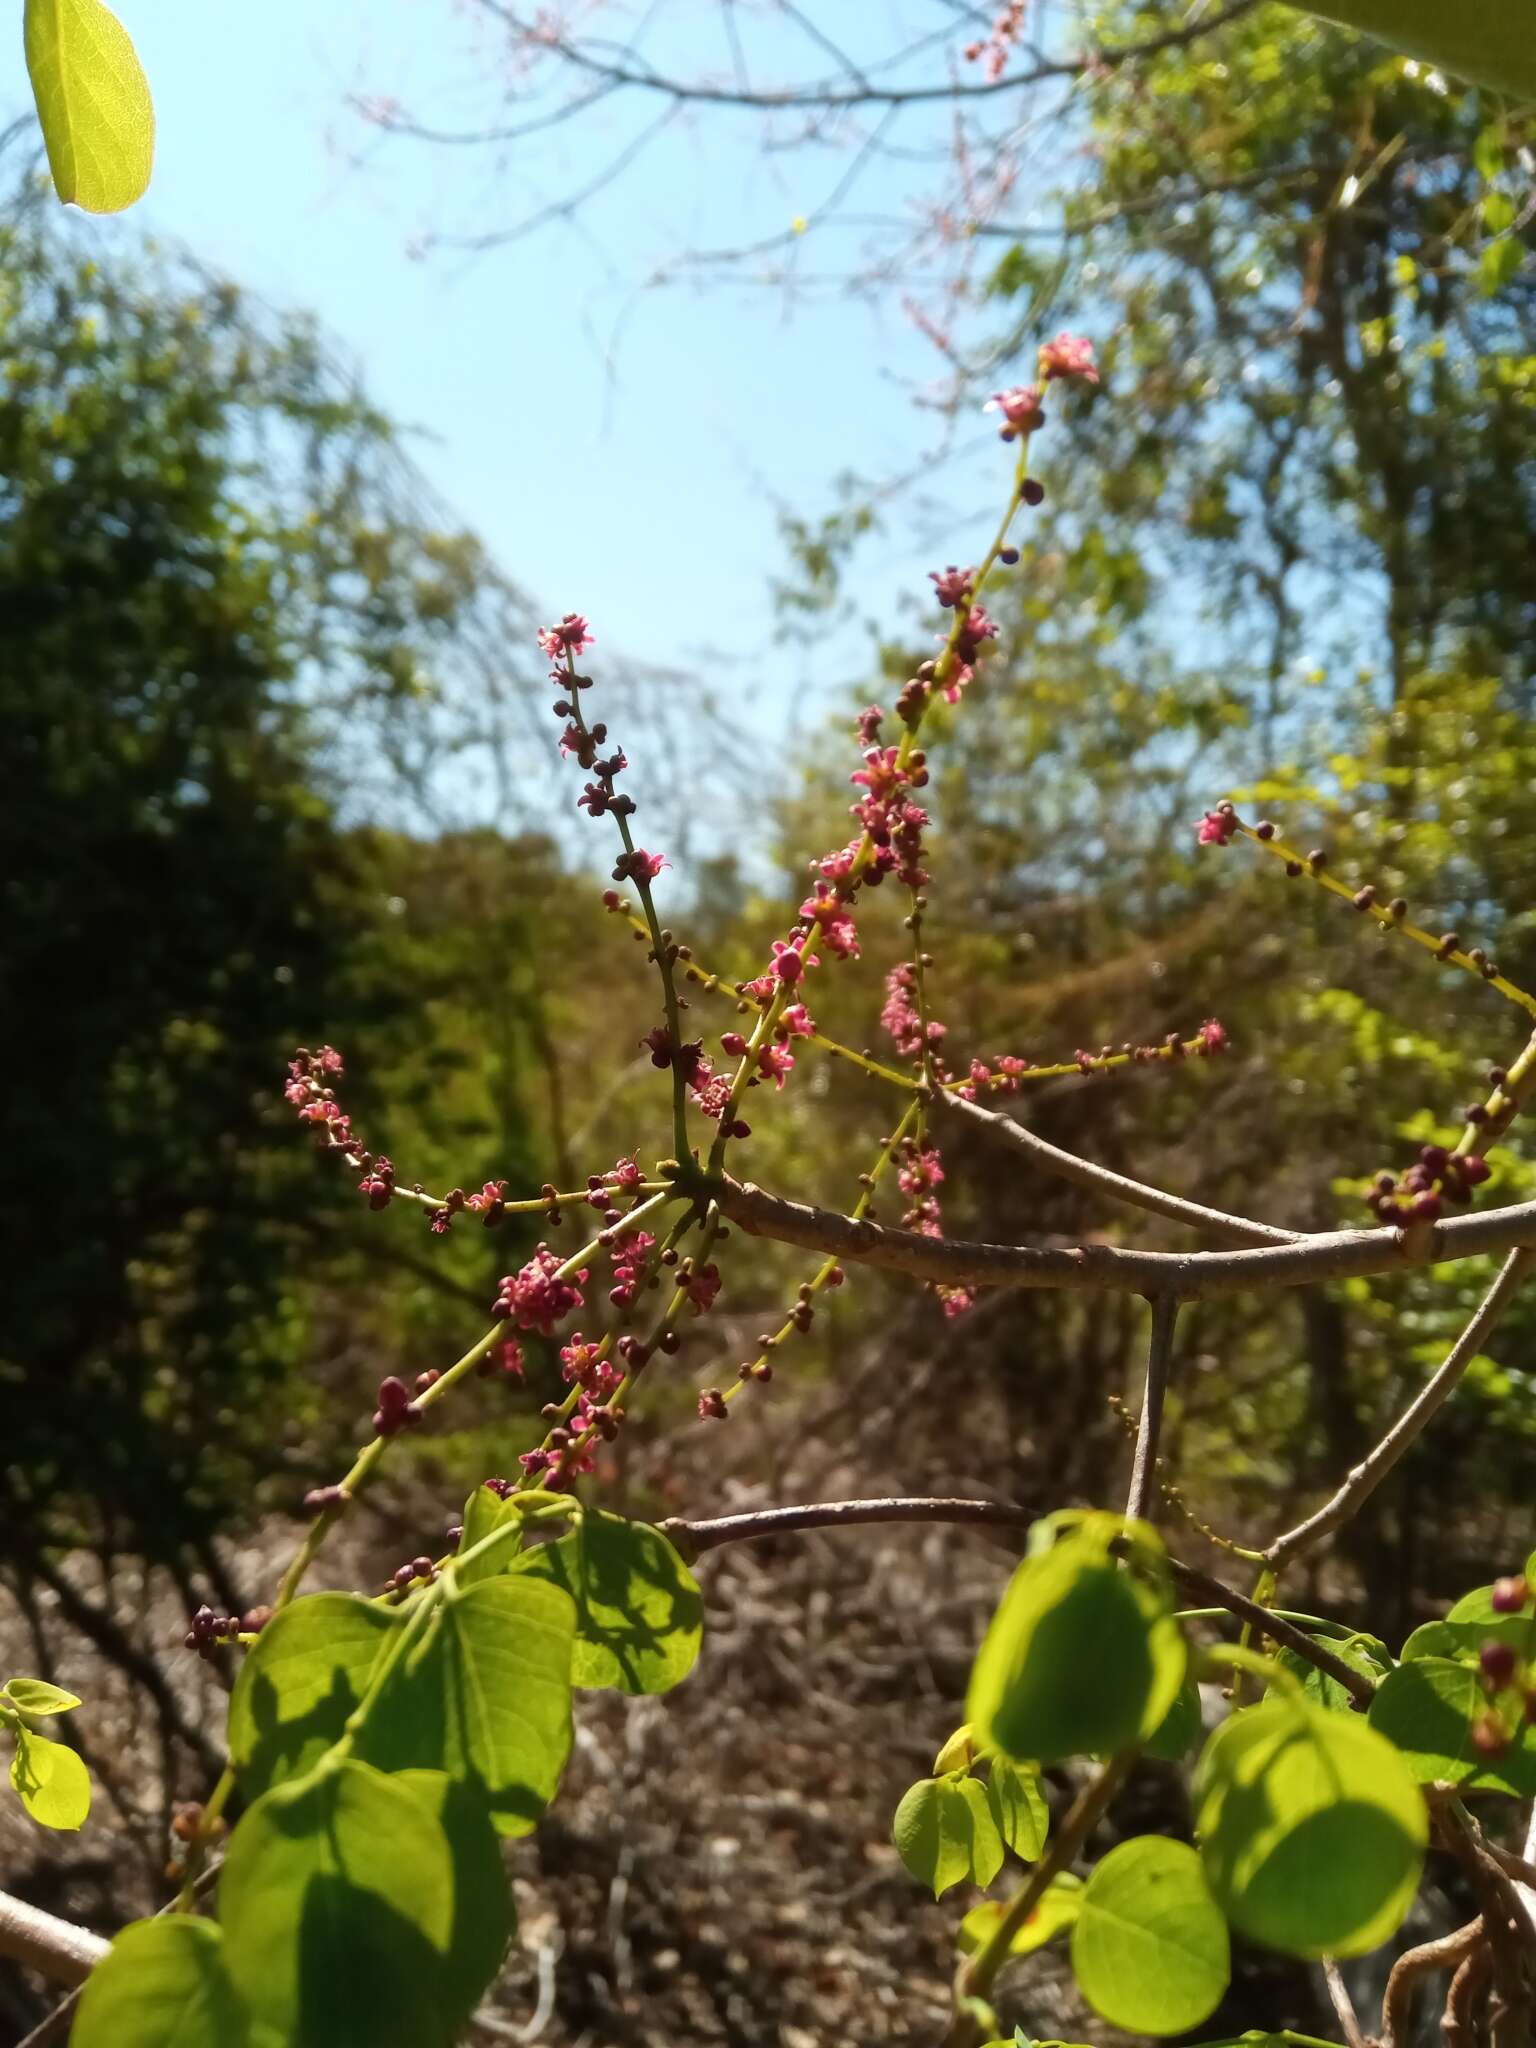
xmin=1469 ymin=1573 xmax=1536 ymax=1757
xmin=1366 ymin=1144 xmax=1490 ymax=1226
xmin=373 ymin=1374 xmax=423 ymax=1437
xmin=182 ymin=1603 xmax=267 ymax=1660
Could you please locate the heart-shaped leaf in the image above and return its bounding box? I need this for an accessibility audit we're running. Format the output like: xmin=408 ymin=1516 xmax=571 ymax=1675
xmin=357 ymin=1577 xmax=575 ymax=1835
xmin=1071 ymin=1836 xmax=1230 ymax=2036
xmin=1196 ymin=1696 xmax=1426 ymax=1958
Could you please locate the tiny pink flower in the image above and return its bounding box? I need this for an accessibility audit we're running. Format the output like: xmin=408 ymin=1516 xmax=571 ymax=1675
xmin=538 ymin=613 xmax=594 ymax=660
xmin=1038 ymin=331 xmax=1099 ymax=385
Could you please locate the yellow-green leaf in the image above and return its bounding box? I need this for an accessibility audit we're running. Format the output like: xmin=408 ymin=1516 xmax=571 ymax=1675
xmin=24 ymin=0 xmax=155 ymax=215
xmin=10 ymin=1726 xmax=91 ymax=1829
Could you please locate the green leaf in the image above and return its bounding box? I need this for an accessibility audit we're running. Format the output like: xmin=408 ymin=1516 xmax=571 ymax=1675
xmin=3 ymin=1677 xmax=81 ymax=1716
xmin=986 ymin=1756 xmax=1049 ymax=1861
xmin=1145 ymin=1680 xmax=1204 ymax=1760
xmin=218 ymin=1756 xmax=458 ymax=2048
xmin=10 ymin=1727 xmax=90 ymax=1828
xmin=933 ymin=1722 xmax=980 ymax=1774
xmin=512 ymin=1511 xmax=703 ymax=1694
xmin=358 ymin=1577 xmax=575 ymax=1836
xmin=23 ymin=0 xmax=154 ymax=215
xmin=455 ymin=1482 xmax=525 ymax=1588
xmin=72 ymin=1916 xmax=248 ymax=2048
xmin=392 ymin=1771 xmax=515 ymax=2028
xmin=1195 ymin=1697 xmax=1426 ymax=1958
xmin=1369 ymin=1657 xmax=1536 ymax=1796
xmin=892 ymin=1772 xmax=1005 ymax=1897
xmin=1071 ymin=1836 xmax=1230 ymax=2036
xmin=1301 ymin=1 xmax=1536 ymax=100
xmin=956 ymin=1875 xmax=1084 ymax=1957
xmin=1269 ymin=1637 xmax=1389 ymax=1713
xmin=967 ymin=1526 xmax=1186 ymax=1765
xmin=227 ymin=1592 xmax=398 ymax=1800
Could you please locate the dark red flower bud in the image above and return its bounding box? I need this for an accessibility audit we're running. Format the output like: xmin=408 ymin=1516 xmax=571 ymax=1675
xmin=1480 ymin=1640 xmax=1518 ymax=1687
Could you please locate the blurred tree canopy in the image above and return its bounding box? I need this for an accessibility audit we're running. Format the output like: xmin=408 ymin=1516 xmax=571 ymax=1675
xmin=0 ymin=170 xmax=574 ymax=1638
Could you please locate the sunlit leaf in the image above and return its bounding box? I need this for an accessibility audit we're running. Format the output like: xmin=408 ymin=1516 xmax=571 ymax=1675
xmin=3 ymin=1677 xmax=81 ymax=1717
xmin=72 ymin=1916 xmax=247 ymax=2048
xmin=1196 ymin=1697 xmax=1426 ymax=1958
xmin=358 ymin=1577 xmax=575 ymax=1835
xmin=1370 ymin=1657 xmax=1536 ymax=1796
xmin=957 ymin=1876 xmax=1084 ymax=1958
xmin=986 ymin=1756 xmax=1048 ymax=1861
xmin=512 ymin=1511 xmax=703 ymax=1694
xmin=24 ymin=0 xmax=154 ymax=214
xmin=892 ymin=1772 xmax=1005 ymax=1897
xmin=967 ymin=1525 xmax=1186 ymax=1765
xmin=218 ymin=1757 xmax=457 ymax=2048
xmin=1071 ymin=1836 xmax=1229 ymax=2036
xmin=227 ymin=1593 xmax=398 ymax=1799
xmin=10 ymin=1726 xmax=90 ymax=1829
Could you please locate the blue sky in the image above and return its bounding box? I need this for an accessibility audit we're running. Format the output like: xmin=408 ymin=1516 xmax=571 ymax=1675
xmin=100 ymin=2 xmax=1035 ymax=750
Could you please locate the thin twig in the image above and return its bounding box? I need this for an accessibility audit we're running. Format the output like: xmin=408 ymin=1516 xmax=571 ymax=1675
xmin=941 ymin=1090 xmax=1304 ymax=1247
xmin=700 ymin=1168 xmax=1536 ymax=1298
xmin=1267 ymin=1249 xmax=1536 ymax=1568
xmin=1126 ymin=1295 xmax=1180 ymax=1523
xmin=658 ymin=1497 xmax=1377 ymax=1707
xmin=1322 ymin=1956 xmax=1369 ymax=2048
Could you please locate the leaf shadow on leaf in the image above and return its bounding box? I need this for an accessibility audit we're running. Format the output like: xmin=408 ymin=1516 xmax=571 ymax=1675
xmin=240 ymin=1662 xmax=366 ymax=1797
xmin=292 ymin=1871 xmax=455 ymax=2048
xmin=1204 ymin=1736 xmax=1421 ymax=1955
xmin=522 ymin=1521 xmax=700 ymax=1691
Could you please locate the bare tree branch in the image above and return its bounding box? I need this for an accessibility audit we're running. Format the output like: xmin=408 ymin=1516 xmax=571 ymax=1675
xmin=466 ymin=0 xmax=1262 ymax=113
xmin=1267 ymin=1248 xmax=1536 ymax=1568
xmin=657 ymin=1495 xmax=1378 ymax=1705
xmin=940 ymin=1088 xmax=1304 ymax=1246
xmin=0 ymin=1892 xmax=107 ymax=1987
xmin=1126 ymin=1294 xmax=1180 ymax=1521
xmin=699 ymin=1166 xmax=1536 ymax=1298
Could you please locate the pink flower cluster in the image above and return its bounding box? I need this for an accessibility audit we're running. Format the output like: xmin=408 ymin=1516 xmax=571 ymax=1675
xmin=881 ymin=963 xmax=947 ymax=1062
xmin=538 ymin=612 xmax=594 ymax=662
xmin=1198 ymin=804 xmax=1240 ymax=846
xmin=560 ymin=1334 xmax=623 ymax=1402
xmin=492 ymin=1245 xmax=587 ymax=1336
xmin=609 ymin=1231 xmax=657 ymax=1307
xmin=963 ymin=0 xmax=1027 ymax=82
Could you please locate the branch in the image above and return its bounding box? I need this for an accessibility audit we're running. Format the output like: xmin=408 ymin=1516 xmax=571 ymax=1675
xmin=657 ymin=1497 xmax=1377 ymax=1707
xmin=1322 ymin=1956 xmax=1369 ymax=2048
xmin=702 ymin=1169 xmax=1536 ymax=1299
xmin=469 ymin=0 xmax=1263 ymax=113
xmin=1267 ymin=1248 xmax=1536 ymax=1568
xmin=1126 ymin=1295 xmax=1180 ymax=1522
xmin=1380 ymin=1918 xmax=1484 ymax=2048
xmin=941 ymin=1088 xmax=1303 ymax=1247
xmin=0 ymin=1890 xmax=107 ymax=1986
